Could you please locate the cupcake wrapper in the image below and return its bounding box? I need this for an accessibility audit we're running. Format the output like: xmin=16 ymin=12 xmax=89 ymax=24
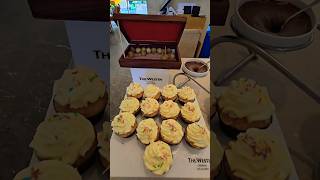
xmin=217 ymin=104 xmax=272 ymax=139
xmin=218 ymin=112 xmax=273 ymax=139
xmin=181 ymin=114 xmax=200 ymax=124
xmin=36 ymin=131 xmax=98 ymax=173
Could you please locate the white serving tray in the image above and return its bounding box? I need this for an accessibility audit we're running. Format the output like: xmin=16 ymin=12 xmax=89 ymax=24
xmin=213 ymin=87 xmax=299 ymax=180
xmin=110 ymin=96 xmax=210 ymax=180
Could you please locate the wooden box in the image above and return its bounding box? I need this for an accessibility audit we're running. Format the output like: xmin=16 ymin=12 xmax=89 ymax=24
xmin=113 ymin=14 xmax=186 ymax=69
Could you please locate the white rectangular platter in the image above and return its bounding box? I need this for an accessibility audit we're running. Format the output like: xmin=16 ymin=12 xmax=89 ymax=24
xmin=110 ymin=97 xmax=210 ymax=180
xmin=213 ymin=87 xmax=299 ymax=180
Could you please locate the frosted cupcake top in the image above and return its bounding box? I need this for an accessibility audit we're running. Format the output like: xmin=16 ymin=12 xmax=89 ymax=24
xmin=178 ymin=86 xmax=196 ymax=101
xmin=186 ymin=123 xmax=210 ymax=148
xmin=144 ymin=141 xmax=173 ymax=175
xmin=119 ymin=97 xmax=140 ymax=113
xmin=141 ymin=98 xmax=159 ymax=115
xmin=225 ymin=128 xmax=292 ymax=180
xmin=161 ymin=84 xmax=178 ymax=99
xmin=111 ymin=112 xmax=136 ymax=135
xmin=127 ymin=83 xmax=144 ymax=97
xmin=136 ymin=118 xmax=159 ymax=144
xmin=160 ymin=119 xmax=184 ymax=144
xmin=30 ymin=113 xmax=95 ymax=165
xmin=181 ymin=102 xmax=201 ymax=122
xmin=144 ymin=84 xmax=160 ymax=99
xmin=53 ymin=67 xmax=105 ymax=108
xmin=160 ymin=100 xmax=180 ymax=118
xmin=13 ymin=160 xmax=81 ymax=180
xmin=218 ymin=78 xmax=275 ymax=122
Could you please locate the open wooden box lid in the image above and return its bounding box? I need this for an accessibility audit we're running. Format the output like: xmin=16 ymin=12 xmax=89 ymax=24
xmin=113 ymin=14 xmax=186 ymax=45
xmin=114 ymin=14 xmax=186 ymax=69
xmin=27 ymin=0 xmax=108 ymax=21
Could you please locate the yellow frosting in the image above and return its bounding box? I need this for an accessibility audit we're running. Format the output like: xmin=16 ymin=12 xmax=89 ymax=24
xmin=13 ymin=160 xmax=81 ymax=180
xmin=111 ymin=112 xmax=136 ymax=135
xmin=159 ymin=100 xmax=180 ymax=119
xmin=119 ymin=97 xmax=140 ymax=113
xmin=186 ymin=123 xmax=210 ymax=148
xmin=53 ymin=67 xmax=105 ymax=108
xmin=218 ymin=78 xmax=275 ymax=122
xmin=144 ymin=84 xmax=160 ymax=98
xmin=225 ymin=128 xmax=292 ymax=180
xmin=181 ymin=102 xmax=201 ymax=122
xmin=210 ymin=132 xmax=223 ymax=170
xmin=30 ymin=113 xmax=95 ymax=165
xmin=97 ymin=122 xmax=111 ymax=164
xmin=160 ymin=119 xmax=183 ymax=144
xmin=136 ymin=118 xmax=159 ymax=144
xmin=144 ymin=141 xmax=173 ymax=175
xmin=140 ymin=98 xmax=159 ymax=115
xmin=161 ymin=84 xmax=178 ymax=99
xmin=127 ymin=83 xmax=143 ymax=97
xmin=178 ymin=86 xmax=196 ymax=101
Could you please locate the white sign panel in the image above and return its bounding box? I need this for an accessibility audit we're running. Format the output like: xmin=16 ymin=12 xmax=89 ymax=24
xmin=65 ymin=21 xmax=109 ymax=86
xmin=130 ymin=68 xmax=170 ymax=88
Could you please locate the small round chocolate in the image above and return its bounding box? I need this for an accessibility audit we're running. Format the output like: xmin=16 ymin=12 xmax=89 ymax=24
xmin=157 ymin=48 xmax=162 ymax=54
xmin=146 ymin=48 xmax=152 ymax=54
xmin=151 ymin=48 xmax=157 ymax=54
xmin=141 ymin=51 xmax=147 ymax=56
xmin=142 ymin=47 xmax=146 ymax=52
xmin=128 ymin=51 xmax=135 ymax=58
xmin=166 ymin=48 xmax=172 ymax=54
xmin=130 ymin=47 xmax=135 ymax=52
xmin=136 ymin=48 xmax=141 ymax=53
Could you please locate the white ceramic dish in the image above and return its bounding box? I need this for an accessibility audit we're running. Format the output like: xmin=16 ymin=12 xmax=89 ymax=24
xmin=233 ymin=0 xmax=317 ymax=49
xmin=182 ymin=59 xmax=209 ymax=77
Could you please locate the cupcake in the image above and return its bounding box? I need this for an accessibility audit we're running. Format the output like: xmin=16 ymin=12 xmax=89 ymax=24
xmin=144 ymin=84 xmax=161 ymax=100
xmin=136 ymin=118 xmax=159 ymax=145
xmin=13 ymin=160 xmax=82 ymax=180
xmin=53 ymin=67 xmax=107 ymax=119
xmin=178 ymin=86 xmax=196 ymax=103
xmin=144 ymin=141 xmax=173 ymax=175
xmin=185 ymin=123 xmax=209 ymax=149
xmin=140 ymin=98 xmax=160 ymax=117
xmin=160 ymin=119 xmax=184 ymax=145
xmin=111 ymin=112 xmax=137 ymax=138
xmin=29 ymin=113 xmax=97 ymax=171
xmin=119 ymin=97 xmax=140 ymax=114
xmin=127 ymin=82 xmax=144 ymax=99
xmin=210 ymin=132 xmax=224 ymax=178
xmin=161 ymin=84 xmax=178 ymax=101
xmin=97 ymin=121 xmax=111 ymax=170
xmin=218 ymin=78 xmax=275 ymax=136
xmin=224 ymin=128 xmax=292 ymax=180
xmin=159 ymin=100 xmax=180 ymax=120
xmin=181 ymin=102 xmax=201 ymax=123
